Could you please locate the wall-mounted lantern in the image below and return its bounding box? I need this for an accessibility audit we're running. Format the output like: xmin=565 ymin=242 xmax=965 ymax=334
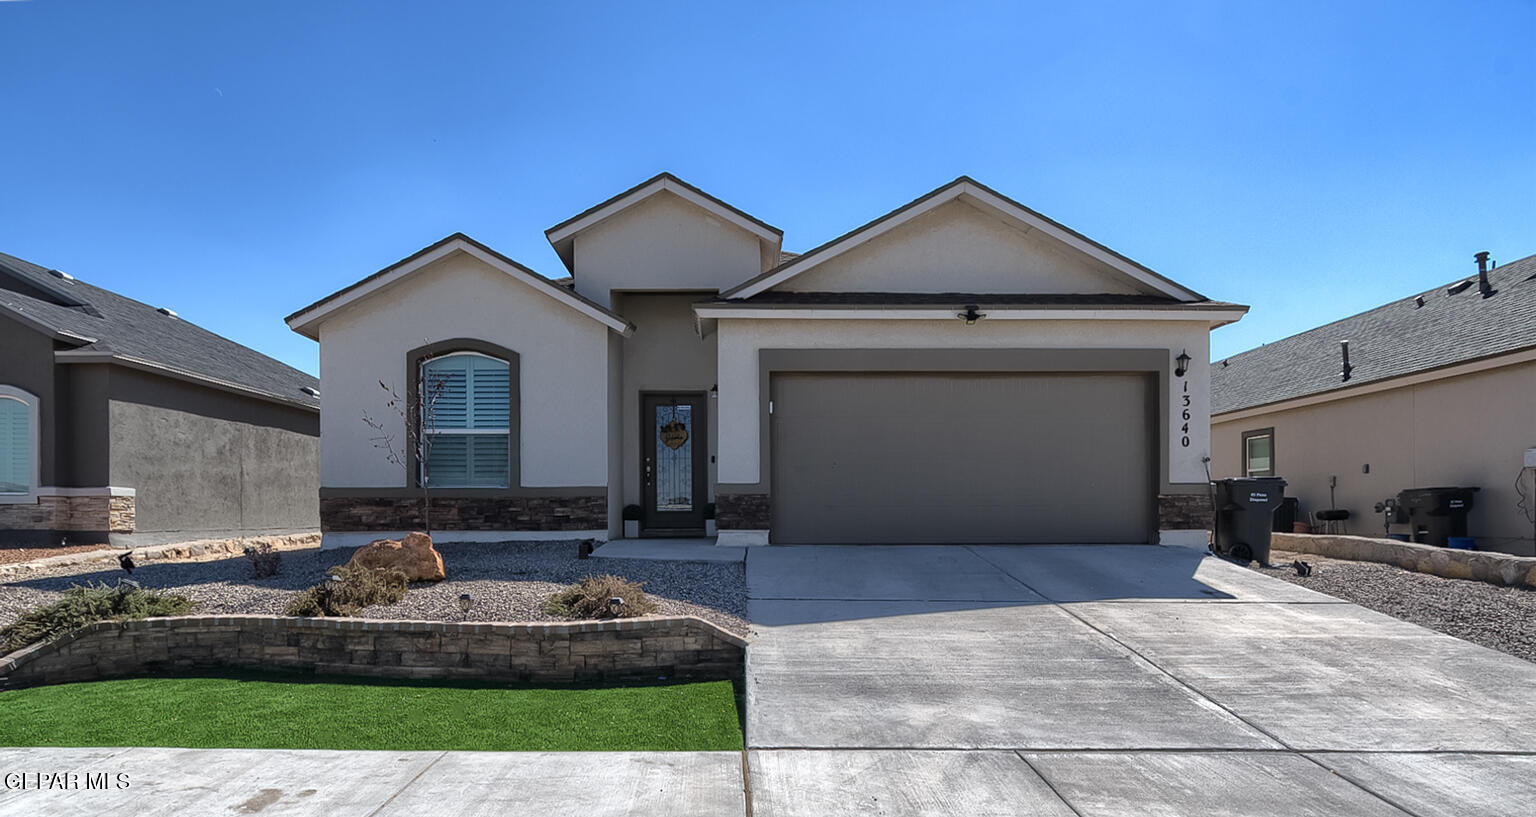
xmin=1174 ymin=350 xmax=1191 ymax=378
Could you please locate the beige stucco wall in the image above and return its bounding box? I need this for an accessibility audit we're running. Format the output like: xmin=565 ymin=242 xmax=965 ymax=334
xmin=780 ymin=199 xmax=1151 ymax=295
xmin=571 ymin=191 xmax=764 ymax=307
xmin=714 ymin=317 xmax=1213 ymax=489
xmin=316 ymin=250 xmax=611 ymax=488
xmin=1212 ymin=358 xmax=1536 ymax=554
xmin=613 ymin=293 xmax=718 ymax=508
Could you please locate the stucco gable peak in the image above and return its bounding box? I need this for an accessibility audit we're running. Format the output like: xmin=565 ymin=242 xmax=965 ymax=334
xmin=284 ymin=233 xmax=633 ymax=340
xmin=544 ymin=172 xmax=783 ymax=273
xmin=720 ymin=177 xmax=1206 ymax=302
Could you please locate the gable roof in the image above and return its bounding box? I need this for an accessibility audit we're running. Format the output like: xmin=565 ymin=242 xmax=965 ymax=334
xmin=544 ymin=172 xmax=783 ymax=273
xmin=285 ymin=233 xmax=634 ymax=339
xmin=0 ymin=250 xmax=320 ymax=410
xmin=720 ymin=176 xmax=1205 ymax=302
xmin=1212 ymin=252 xmax=1536 ymax=415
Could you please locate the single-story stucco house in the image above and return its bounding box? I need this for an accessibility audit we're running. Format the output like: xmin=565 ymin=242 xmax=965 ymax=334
xmin=1212 ymin=251 xmax=1536 ymax=555
xmin=0 ymin=250 xmax=321 ymax=546
xmin=287 ymin=174 xmax=1247 ymax=548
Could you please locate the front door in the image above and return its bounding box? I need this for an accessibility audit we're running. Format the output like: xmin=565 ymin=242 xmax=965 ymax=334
xmin=641 ymin=393 xmax=708 ymax=533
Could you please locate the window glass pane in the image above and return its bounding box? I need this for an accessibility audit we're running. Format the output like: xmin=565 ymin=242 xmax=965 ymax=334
xmin=420 ymin=353 xmax=512 ymax=488
xmin=654 ymin=404 xmax=693 ymax=511
xmin=424 ymin=434 xmax=469 ymax=487
xmin=468 ymin=435 xmax=510 ymax=487
xmin=0 ymin=397 xmax=30 ymax=493
xmin=1246 ymin=435 xmax=1272 ymax=475
xmin=423 ymin=357 xmax=469 ymax=430
xmin=468 ymin=356 xmax=510 ymax=429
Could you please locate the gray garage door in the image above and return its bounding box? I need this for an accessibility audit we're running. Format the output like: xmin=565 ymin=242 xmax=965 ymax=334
xmin=770 ymin=373 xmax=1154 ymax=544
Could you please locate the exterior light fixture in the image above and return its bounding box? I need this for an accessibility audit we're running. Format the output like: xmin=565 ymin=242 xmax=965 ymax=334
xmin=608 ymin=597 xmax=625 ymax=616
xmin=1174 ymin=350 xmax=1191 ymax=378
xmin=957 ymin=305 xmax=984 ymax=325
xmin=458 ymin=593 xmax=473 ymax=618
xmin=709 ymin=384 xmax=718 ymax=399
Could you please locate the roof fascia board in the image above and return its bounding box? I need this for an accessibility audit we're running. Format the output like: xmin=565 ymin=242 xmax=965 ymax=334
xmin=286 ymin=236 xmax=633 ymax=339
xmin=0 ymin=303 xmax=98 ymax=345
xmin=1212 ymin=345 xmax=1536 ymax=422
xmin=54 ymin=350 xmax=320 ymax=413
xmin=722 ymin=179 xmax=1203 ymax=302
xmin=692 ymin=304 xmax=1247 ymax=325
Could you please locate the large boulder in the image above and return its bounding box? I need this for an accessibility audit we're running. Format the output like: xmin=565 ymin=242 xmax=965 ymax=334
xmin=346 ymin=531 xmax=446 ymax=582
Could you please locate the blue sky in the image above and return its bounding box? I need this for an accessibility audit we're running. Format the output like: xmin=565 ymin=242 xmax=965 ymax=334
xmin=2 ymin=1 xmax=1532 ymax=376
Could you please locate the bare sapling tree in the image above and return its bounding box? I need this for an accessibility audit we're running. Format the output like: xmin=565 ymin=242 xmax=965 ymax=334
xmin=362 ymin=364 xmax=449 ymax=535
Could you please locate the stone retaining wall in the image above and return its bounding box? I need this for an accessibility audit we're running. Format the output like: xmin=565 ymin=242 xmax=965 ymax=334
xmin=0 ymin=615 xmax=746 ymax=690
xmin=1272 ymin=532 xmax=1536 ymax=589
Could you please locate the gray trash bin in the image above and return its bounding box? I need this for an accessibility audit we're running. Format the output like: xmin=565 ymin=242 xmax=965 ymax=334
xmin=1212 ymin=477 xmax=1288 ymax=565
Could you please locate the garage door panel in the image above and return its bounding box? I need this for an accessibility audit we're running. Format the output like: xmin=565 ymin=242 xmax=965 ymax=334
xmin=771 ymin=373 xmax=1153 ymax=544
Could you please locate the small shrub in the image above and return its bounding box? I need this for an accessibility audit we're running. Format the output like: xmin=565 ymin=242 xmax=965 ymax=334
xmin=285 ymin=565 xmax=408 ymax=617
xmin=244 ymin=542 xmax=282 ymax=579
xmin=544 ymin=574 xmax=658 ymax=620
xmin=1 ymin=583 xmax=193 ymax=654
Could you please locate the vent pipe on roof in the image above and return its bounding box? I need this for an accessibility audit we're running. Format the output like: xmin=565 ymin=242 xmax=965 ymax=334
xmin=1339 ymin=340 xmax=1353 ymax=382
xmin=1475 ymin=251 xmax=1496 ymax=298
xmin=156 ymin=307 xmax=178 ymax=318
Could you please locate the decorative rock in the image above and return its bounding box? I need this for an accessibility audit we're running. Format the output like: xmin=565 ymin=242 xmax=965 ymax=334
xmin=346 ymin=532 xmax=446 ymax=582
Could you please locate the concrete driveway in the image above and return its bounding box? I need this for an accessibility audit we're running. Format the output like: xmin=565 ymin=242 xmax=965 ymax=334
xmin=745 ymin=544 xmax=1536 ymax=816
xmin=8 ymin=544 xmax=1536 ymax=816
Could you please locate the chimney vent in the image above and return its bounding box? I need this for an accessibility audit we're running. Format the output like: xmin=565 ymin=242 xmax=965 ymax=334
xmin=1475 ymin=251 xmax=1496 ymax=298
xmin=1340 ymin=340 xmax=1353 ymax=382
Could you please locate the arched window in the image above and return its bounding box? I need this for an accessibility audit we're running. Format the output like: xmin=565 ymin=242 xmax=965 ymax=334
xmin=420 ymin=353 xmax=511 ymax=488
xmin=0 ymin=386 xmax=39 ymax=499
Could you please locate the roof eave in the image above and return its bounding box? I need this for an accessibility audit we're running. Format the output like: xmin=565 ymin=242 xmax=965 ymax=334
xmin=0 ymin=302 xmax=99 ymax=346
xmin=54 ymin=350 xmax=320 ymax=413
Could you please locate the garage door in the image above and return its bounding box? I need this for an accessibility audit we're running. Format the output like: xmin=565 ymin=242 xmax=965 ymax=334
xmin=770 ymin=373 xmax=1154 ymax=544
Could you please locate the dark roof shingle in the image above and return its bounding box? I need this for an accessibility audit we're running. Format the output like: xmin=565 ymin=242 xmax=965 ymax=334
xmin=0 ymin=251 xmax=319 ymax=410
xmin=1211 ymin=253 xmax=1536 ymax=415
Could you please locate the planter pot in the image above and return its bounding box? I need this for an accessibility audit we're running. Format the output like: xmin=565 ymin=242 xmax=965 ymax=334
xmin=704 ymin=520 xmax=717 ymax=536
xmin=1293 ymin=522 xmax=1313 ymax=534
xmin=623 ymin=520 xmax=639 ymax=539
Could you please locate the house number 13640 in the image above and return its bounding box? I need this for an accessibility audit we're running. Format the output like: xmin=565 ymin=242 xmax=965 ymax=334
xmin=1179 ymin=381 xmax=1191 ymax=447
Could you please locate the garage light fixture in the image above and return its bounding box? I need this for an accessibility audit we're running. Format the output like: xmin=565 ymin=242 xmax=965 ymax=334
xmin=1174 ymin=350 xmax=1191 ymax=378
xmin=957 ymin=305 xmax=984 ymax=325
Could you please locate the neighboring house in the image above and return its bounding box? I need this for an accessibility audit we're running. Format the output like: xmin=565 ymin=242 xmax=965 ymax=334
xmin=1211 ymin=252 xmax=1536 ymax=555
xmin=0 ymin=251 xmax=321 ymax=546
xmin=287 ymin=174 xmax=1246 ymax=548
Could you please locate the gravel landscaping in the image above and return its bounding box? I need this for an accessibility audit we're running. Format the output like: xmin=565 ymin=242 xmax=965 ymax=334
xmin=1254 ymin=549 xmax=1536 ymax=663
xmin=0 ymin=540 xmax=749 ymax=638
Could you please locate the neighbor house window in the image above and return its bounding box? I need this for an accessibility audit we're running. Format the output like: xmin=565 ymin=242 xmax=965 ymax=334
xmin=0 ymin=387 xmax=39 ymax=497
xmin=420 ymin=353 xmax=511 ymax=488
xmin=1243 ymin=428 xmax=1275 ymax=477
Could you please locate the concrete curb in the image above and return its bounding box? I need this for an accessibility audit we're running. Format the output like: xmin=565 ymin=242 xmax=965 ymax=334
xmin=1272 ymin=532 xmax=1536 ymax=589
xmin=0 ymin=532 xmax=322 ymax=578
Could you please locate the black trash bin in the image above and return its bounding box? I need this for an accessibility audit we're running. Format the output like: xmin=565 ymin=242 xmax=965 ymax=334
xmin=1397 ymin=487 xmax=1479 ymax=547
xmin=1212 ymin=477 xmax=1288 ymax=565
xmin=1273 ymin=496 xmax=1301 ymax=533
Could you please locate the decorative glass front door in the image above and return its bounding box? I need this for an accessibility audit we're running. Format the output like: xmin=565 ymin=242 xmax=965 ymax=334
xmin=642 ymin=394 xmax=707 ymax=531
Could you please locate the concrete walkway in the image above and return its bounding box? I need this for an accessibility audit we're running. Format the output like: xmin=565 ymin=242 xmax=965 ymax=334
xmin=7 ymin=544 xmax=1536 ymax=815
xmin=744 ymin=544 xmax=1536 ymax=816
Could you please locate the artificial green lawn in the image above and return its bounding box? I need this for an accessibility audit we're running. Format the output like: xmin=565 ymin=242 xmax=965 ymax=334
xmin=0 ymin=672 xmax=744 ymax=751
